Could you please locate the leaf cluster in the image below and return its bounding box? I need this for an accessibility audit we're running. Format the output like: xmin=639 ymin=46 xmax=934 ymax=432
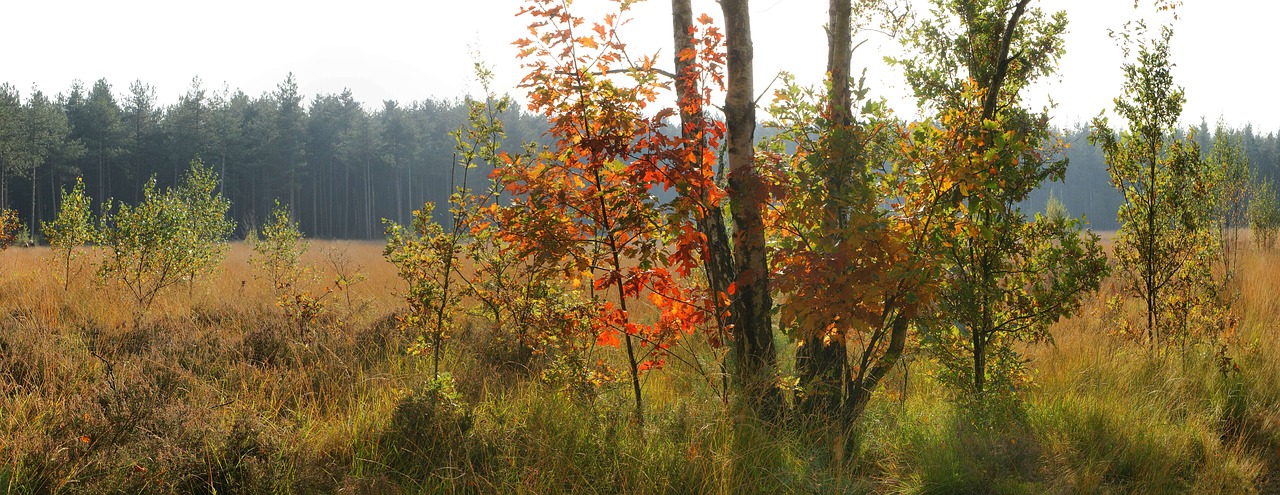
xmin=1090 ymin=25 xmax=1220 ymax=347
xmin=98 ymin=160 xmax=234 ymax=314
xmin=0 ymin=208 xmax=19 ymax=251
xmin=42 ymin=177 xmax=98 ymax=290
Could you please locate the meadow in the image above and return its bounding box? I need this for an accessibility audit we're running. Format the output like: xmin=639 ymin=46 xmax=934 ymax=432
xmin=0 ymin=240 xmax=1277 ymax=494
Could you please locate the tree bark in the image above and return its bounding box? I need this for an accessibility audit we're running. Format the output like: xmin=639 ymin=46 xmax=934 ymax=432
xmin=798 ymin=0 xmax=856 ymax=418
xmin=720 ymin=0 xmax=779 ymax=415
xmin=672 ymin=0 xmax=739 ymax=402
xmin=826 ymin=0 xmax=854 ymax=128
xmin=848 ymin=314 xmax=908 ymax=419
xmin=981 ymin=0 xmax=1030 ymax=122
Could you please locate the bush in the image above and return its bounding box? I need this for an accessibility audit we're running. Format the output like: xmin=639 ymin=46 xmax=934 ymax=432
xmin=98 ymin=160 xmax=233 ymax=315
xmin=42 ymin=177 xmax=96 ymax=291
xmin=380 ymin=373 xmax=476 ymax=486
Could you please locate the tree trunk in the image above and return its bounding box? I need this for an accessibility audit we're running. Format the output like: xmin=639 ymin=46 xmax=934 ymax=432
xmin=721 ymin=0 xmax=779 ymax=415
xmin=672 ymin=0 xmax=739 ymax=402
xmin=798 ymin=0 xmax=856 ymax=418
xmin=29 ymin=165 xmax=37 ymax=243
xmin=826 ymin=0 xmax=853 ymax=128
xmin=848 ymin=314 xmax=908 ymax=419
xmin=973 ymin=331 xmax=985 ymax=396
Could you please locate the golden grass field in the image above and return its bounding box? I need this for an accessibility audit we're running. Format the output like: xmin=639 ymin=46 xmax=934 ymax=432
xmin=1 ymin=239 xmax=1277 ymax=493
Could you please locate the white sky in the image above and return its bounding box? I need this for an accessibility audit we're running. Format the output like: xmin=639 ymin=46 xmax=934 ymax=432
xmin=5 ymin=0 xmax=1278 ymax=131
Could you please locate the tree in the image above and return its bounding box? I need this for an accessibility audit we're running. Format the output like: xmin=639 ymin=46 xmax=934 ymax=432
xmin=335 ymin=106 xmax=382 ymax=239
xmin=379 ymin=100 xmax=418 ymax=226
xmin=1205 ymin=124 xmax=1251 ymax=290
xmin=249 ymin=199 xmax=308 ymax=293
xmin=1091 ymin=24 xmax=1218 ymax=348
xmin=164 ymin=77 xmax=216 ymax=186
xmin=782 ymin=0 xmax=907 ymax=417
xmin=385 ymin=203 xmax=458 ymax=380
xmin=272 ymin=74 xmax=307 ymax=210
xmin=42 ymin=177 xmax=96 ymax=291
xmin=66 ymin=79 xmax=125 ymax=203
xmin=671 ymin=0 xmax=737 ymax=402
xmin=99 ymin=160 xmax=233 ymax=316
xmin=250 ymin=199 xmax=327 ymax=336
xmin=0 ymin=84 xmax=24 ymax=210
xmin=895 ymin=0 xmax=1109 ymax=401
xmin=507 ymin=0 xmax=726 ymax=421
xmin=20 ymin=88 xmax=83 ymax=239
xmin=1250 ymin=176 xmax=1279 ymax=250
xmin=720 ymin=0 xmax=781 ymax=414
xmin=122 ymin=80 xmax=163 ymax=203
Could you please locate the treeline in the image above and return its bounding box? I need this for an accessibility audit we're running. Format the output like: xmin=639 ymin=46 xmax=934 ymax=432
xmin=1029 ymin=122 xmax=1280 ymax=230
xmin=0 ymin=76 xmax=548 ymax=240
xmin=4 ymin=75 xmax=1278 ymax=239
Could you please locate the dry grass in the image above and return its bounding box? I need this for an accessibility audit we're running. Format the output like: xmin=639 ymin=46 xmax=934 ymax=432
xmin=1 ymin=239 xmax=1278 ymax=493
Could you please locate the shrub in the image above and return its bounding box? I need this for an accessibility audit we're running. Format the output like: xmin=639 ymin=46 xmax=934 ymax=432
xmin=380 ymin=373 xmax=476 ymax=485
xmin=42 ymin=177 xmax=97 ymax=291
xmin=1249 ymin=176 xmax=1279 ymax=250
xmin=0 ymin=208 xmax=19 ymax=250
xmin=98 ymin=160 xmax=234 ymax=315
xmin=249 ymin=199 xmax=330 ymax=336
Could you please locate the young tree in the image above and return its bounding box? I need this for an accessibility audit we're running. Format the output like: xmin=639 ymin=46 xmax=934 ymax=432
xmin=1250 ymin=176 xmax=1279 ymax=250
xmin=1091 ymin=24 xmax=1218 ymax=348
xmin=42 ymin=177 xmax=97 ymax=291
xmin=896 ymin=0 xmax=1109 ymax=401
xmin=719 ymin=0 xmax=781 ymax=413
xmin=0 ymin=208 xmax=18 ymax=250
xmin=774 ymin=0 xmax=910 ymax=418
xmin=671 ymin=0 xmax=737 ymax=403
xmin=505 ymin=0 xmax=727 ymax=421
xmin=385 ymin=203 xmax=458 ymax=380
xmin=249 ymin=199 xmax=309 ymax=293
xmin=1205 ymin=125 xmax=1251 ymax=289
xmin=99 ymin=161 xmax=234 ymax=316
xmin=249 ymin=199 xmax=331 ymax=337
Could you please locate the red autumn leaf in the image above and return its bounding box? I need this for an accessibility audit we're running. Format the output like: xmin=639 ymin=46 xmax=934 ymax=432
xmin=596 ymin=329 xmax=620 ymax=348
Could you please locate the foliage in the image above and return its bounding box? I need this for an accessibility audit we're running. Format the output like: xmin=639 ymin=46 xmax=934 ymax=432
xmin=385 ymin=202 xmax=462 ymax=380
xmin=249 ymin=199 xmax=330 ymax=336
xmin=895 ymin=0 xmax=1108 ymax=402
xmin=0 ymin=208 xmax=19 ymax=251
xmin=42 ymin=177 xmax=97 ymax=291
xmin=1204 ymin=125 xmax=1251 ymax=289
xmin=1090 ymin=24 xmax=1221 ymax=348
xmin=502 ymin=0 xmax=728 ymax=420
xmin=0 ymin=210 xmax=18 ymax=249
xmin=98 ymin=160 xmax=234 ymax=315
xmin=1249 ymin=175 xmax=1279 ymax=250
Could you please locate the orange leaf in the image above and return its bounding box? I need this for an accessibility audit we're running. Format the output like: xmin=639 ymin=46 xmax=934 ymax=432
xmin=597 ymin=330 xmax=620 ymax=347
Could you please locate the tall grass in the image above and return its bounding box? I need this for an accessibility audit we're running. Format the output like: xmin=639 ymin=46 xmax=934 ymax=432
xmin=0 ymin=241 xmax=1277 ymax=493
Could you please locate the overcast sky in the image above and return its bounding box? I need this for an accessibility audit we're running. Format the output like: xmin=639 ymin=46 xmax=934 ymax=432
xmin=6 ymin=0 xmax=1277 ymax=131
